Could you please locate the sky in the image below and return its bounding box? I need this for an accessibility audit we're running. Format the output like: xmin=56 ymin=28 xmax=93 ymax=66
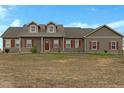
xmin=0 ymin=5 xmax=124 ymax=48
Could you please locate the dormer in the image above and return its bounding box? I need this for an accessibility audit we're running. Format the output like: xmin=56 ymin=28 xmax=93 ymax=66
xmin=28 ymin=21 xmax=38 ymax=33
xmin=46 ymin=22 xmax=56 ymax=33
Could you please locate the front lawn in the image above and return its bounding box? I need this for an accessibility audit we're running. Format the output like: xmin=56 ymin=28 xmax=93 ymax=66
xmin=0 ymin=53 xmax=124 ymax=87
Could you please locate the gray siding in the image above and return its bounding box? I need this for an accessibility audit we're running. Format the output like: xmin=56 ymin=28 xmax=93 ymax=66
xmin=85 ymin=38 xmax=123 ymax=53
xmin=89 ymin=27 xmax=120 ymax=36
xmin=64 ymin=38 xmax=84 ymax=52
xmin=3 ymin=48 xmax=19 ymax=53
xmin=43 ymin=37 xmax=63 ymax=52
xmin=3 ymin=38 xmax=20 ymax=53
xmin=21 ymin=37 xmax=41 ymax=53
xmin=85 ymin=26 xmax=123 ymax=53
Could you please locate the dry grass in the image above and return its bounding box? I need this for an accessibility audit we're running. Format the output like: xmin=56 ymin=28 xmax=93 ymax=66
xmin=0 ymin=53 xmax=124 ymax=88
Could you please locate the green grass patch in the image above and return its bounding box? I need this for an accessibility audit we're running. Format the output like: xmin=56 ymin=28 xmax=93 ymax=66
xmin=8 ymin=52 xmax=123 ymax=62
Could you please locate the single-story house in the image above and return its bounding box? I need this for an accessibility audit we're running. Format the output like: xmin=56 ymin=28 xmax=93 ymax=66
xmin=1 ymin=21 xmax=123 ymax=53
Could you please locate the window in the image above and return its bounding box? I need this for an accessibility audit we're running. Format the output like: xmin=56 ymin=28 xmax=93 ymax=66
xmin=30 ymin=25 xmax=37 ymax=32
xmin=15 ymin=39 xmax=20 ymax=48
xmin=66 ymin=39 xmax=71 ymax=48
xmin=5 ymin=39 xmax=11 ymax=48
xmin=49 ymin=26 xmax=54 ymax=32
xmin=26 ymin=40 xmax=32 ymax=48
xmin=111 ymin=41 xmax=116 ymax=50
xmin=53 ymin=40 xmax=59 ymax=48
xmin=92 ymin=41 xmax=97 ymax=50
xmin=75 ymin=39 xmax=79 ymax=48
xmin=47 ymin=25 xmax=55 ymax=33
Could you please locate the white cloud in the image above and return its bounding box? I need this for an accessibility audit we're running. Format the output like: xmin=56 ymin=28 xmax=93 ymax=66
xmin=65 ymin=22 xmax=100 ymax=28
xmin=0 ymin=5 xmax=16 ymax=21
xmin=0 ymin=6 xmax=8 ymax=20
xmin=107 ymin=20 xmax=124 ymax=28
xmin=10 ymin=19 xmax=21 ymax=27
xmin=91 ymin=7 xmax=97 ymax=11
xmin=8 ymin=5 xmax=16 ymax=10
xmin=65 ymin=20 xmax=124 ymax=29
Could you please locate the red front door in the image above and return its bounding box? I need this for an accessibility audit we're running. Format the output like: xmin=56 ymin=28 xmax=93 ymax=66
xmin=45 ymin=40 xmax=49 ymax=50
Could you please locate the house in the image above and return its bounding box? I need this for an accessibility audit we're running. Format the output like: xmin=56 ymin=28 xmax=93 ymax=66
xmin=1 ymin=21 xmax=123 ymax=53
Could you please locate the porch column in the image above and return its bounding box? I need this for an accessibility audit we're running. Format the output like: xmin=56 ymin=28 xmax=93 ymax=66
xmin=41 ymin=37 xmax=43 ymax=53
xmin=63 ymin=37 xmax=64 ymax=52
xmin=84 ymin=38 xmax=86 ymax=52
xmin=19 ymin=37 xmax=21 ymax=53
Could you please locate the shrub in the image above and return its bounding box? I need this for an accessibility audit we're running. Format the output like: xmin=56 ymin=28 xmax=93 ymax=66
xmin=58 ymin=49 xmax=61 ymax=53
xmin=5 ymin=48 xmax=10 ymax=53
xmin=104 ymin=50 xmax=108 ymax=54
xmin=30 ymin=47 xmax=37 ymax=53
xmin=78 ymin=49 xmax=81 ymax=53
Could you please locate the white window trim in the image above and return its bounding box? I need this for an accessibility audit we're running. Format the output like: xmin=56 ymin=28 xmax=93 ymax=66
xmin=111 ymin=41 xmax=117 ymax=50
xmin=53 ymin=39 xmax=59 ymax=48
xmin=66 ymin=39 xmax=71 ymax=48
xmin=26 ymin=39 xmax=32 ymax=48
xmin=75 ymin=39 xmax=79 ymax=48
xmin=91 ymin=40 xmax=97 ymax=50
xmin=15 ymin=39 xmax=20 ymax=48
xmin=29 ymin=25 xmax=37 ymax=33
xmin=47 ymin=25 xmax=56 ymax=33
xmin=5 ymin=39 xmax=11 ymax=48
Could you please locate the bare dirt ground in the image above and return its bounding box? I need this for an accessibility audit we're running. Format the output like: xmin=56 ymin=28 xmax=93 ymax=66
xmin=0 ymin=53 xmax=124 ymax=88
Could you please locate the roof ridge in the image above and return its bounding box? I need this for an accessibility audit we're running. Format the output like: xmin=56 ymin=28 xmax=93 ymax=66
xmin=85 ymin=25 xmax=123 ymax=37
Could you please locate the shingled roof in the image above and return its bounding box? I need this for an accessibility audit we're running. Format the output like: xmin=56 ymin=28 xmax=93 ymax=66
xmin=1 ymin=25 xmax=94 ymax=38
xmin=64 ymin=27 xmax=94 ymax=38
xmin=1 ymin=27 xmax=23 ymax=38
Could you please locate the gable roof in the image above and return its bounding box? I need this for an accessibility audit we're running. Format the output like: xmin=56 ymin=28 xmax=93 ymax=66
xmin=1 ymin=27 xmax=23 ymax=38
xmin=85 ymin=25 xmax=123 ymax=37
xmin=47 ymin=22 xmax=56 ymax=26
xmin=28 ymin=21 xmax=38 ymax=26
xmin=81 ymin=28 xmax=94 ymax=36
xmin=64 ymin=27 xmax=94 ymax=38
xmin=64 ymin=27 xmax=82 ymax=38
xmin=1 ymin=23 xmax=123 ymax=38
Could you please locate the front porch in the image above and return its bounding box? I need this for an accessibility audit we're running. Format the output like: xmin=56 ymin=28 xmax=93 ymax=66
xmin=19 ymin=37 xmax=64 ymax=53
xmin=42 ymin=37 xmax=64 ymax=53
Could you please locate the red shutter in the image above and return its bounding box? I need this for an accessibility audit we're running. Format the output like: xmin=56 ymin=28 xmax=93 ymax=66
xmin=11 ymin=39 xmax=15 ymax=48
xmin=73 ymin=40 xmax=74 ymax=48
xmin=64 ymin=39 xmax=66 ymax=48
xmin=79 ymin=39 xmax=81 ymax=48
xmin=89 ymin=41 xmax=91 ymax=49
xmin=117 ymin=41 xmax=119 ymax=49
xmin=71 ymin=40 xmax=74 ymax=48
xmin=3 ymin=39 xmax=5 ymax=48
xmin=109 ymin=42 xmax=111 ymax=49
xmin=97 ymin=42 xmax=99 ymax=50
xmin=11 ymin=40 xmax=13 ymax=48
xmin=24 ymin=39 xmax=26 ymax=48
